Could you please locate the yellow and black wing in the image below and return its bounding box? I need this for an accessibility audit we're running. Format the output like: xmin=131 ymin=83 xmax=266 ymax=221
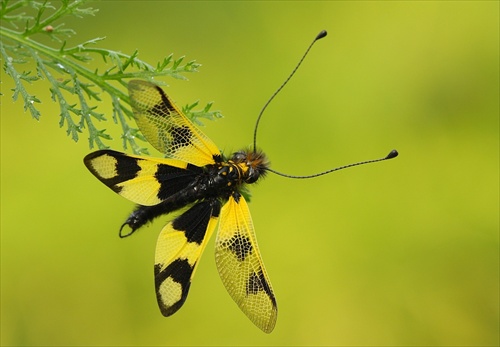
xmin=128 ymin=80 xmax=220 ymax=167
xmin=154 ymin=199 xmax=221 ymax=316
xmin=83 ymin=149 xmax=202 ymax=206
xmin=215 ymin=195 xmax=278 ymax=333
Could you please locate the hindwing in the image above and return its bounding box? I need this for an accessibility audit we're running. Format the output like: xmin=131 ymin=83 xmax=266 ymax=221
xmin=155 ymin=199 xmax=221 ymax=316
xmin=128 ymin=80 xmax=221 ymax=167
xmin=83 ymin=149 xmax=202 ymax=206
xmin=215 ymin=194 xmax=277 ymax=333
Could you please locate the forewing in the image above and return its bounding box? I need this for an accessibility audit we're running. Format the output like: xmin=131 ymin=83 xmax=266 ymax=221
xmin=128 ymin=80 xmax=221 ymax=167
xmin=155 ymin=199 xmax=221 ymax=316
xmin=215 ymin=195 xmax=277 ymax=333
xmin=84 ymin=149 xmax=202 ymax=206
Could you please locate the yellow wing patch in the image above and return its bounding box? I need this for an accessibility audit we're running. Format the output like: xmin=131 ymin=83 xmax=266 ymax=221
xmin=215 ymin=195 xmax=277 ymax=333
xmin=128 ymin=80 xmax=221 ymax=167
xmin=154 ymin=200 xmax=220 ymax=316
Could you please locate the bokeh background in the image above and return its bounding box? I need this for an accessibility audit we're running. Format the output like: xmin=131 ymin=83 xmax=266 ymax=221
xmin=1 ymin=1 xmax=498 ymax=346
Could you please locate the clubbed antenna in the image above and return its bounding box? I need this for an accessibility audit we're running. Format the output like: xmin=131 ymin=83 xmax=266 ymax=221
xmin=252 ymin=30 xmax=327 ymax=153
xmin=266 ymin=150 xmax=399 ymax=179
xmin=252 ymin=30 xmax=398 ymax=178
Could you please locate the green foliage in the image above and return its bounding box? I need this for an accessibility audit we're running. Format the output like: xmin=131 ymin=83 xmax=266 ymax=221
xmin=0 ymin=0 xmax=222 ymax=154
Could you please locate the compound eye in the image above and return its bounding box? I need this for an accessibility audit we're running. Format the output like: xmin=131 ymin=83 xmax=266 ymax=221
xmin=245 ymin=167 xmax=259 ymax=183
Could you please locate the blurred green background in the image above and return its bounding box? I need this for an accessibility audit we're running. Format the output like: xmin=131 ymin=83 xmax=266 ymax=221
xmin=1 ymin=1 xmax=498 ymax=346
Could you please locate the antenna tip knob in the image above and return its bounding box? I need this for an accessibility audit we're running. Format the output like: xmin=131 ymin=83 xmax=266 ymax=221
xmin=316 ymin=30 xmax=328 ymax=40
xmin=385 ymin=149 xmax=399 ymax=159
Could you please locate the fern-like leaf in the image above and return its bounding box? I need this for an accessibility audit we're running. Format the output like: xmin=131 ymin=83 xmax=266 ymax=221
xmin=0 ymin=0 xmax=222 ymax=154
